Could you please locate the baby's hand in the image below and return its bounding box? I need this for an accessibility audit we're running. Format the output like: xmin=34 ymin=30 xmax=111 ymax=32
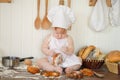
xmin=61 ymin=46 xmax=68 ymax=53
xmin=49 ymin=50 xmax=55 ymax=56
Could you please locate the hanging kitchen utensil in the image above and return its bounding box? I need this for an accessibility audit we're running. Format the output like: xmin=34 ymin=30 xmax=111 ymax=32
xmin=89 ymin=0 xmax=97 ymax=6
xmin=34 ymin=0 xmax=41 ymax=30
xmin=106 ymin=0 xmax=112 ymax=7
xmin=41 ymin=0 xmax=51 ymax=29
xmin=109 ymin=0 xmax=120 ymax=27
xmin=89 ymin=0 xmax=106 ymax=32
xmin=0 ymin=0 xmax=11 ymax=3
xmin=67 ymin=0 xmax=72 ymax=30
xmin=59 ymin=0 xmax=64 ymax=5
xmin=67 ymin=0 xmax=71 ymax=8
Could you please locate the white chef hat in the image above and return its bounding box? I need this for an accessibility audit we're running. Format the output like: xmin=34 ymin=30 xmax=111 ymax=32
xmin=47 ymin=5 xmax=75 ymax=29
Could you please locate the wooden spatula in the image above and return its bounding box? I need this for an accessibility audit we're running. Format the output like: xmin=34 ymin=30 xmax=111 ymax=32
xmin=34 ymin=0 xmax=41 ymax=30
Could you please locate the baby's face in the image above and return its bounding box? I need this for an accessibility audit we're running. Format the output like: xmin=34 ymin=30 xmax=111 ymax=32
xmin=54 ymin=27 xmax=66 ymax=34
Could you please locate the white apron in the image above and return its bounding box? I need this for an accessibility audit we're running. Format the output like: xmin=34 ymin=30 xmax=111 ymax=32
xmin=47 ymin=35 xmax=82 ymax=68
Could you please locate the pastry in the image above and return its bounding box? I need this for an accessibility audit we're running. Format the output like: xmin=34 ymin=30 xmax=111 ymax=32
xmin=27 ymin=66 xmax=40 ymax=74
xmin=41 ymin=71 xmax=60 ymax=77
xmin=66 ymin=71 xmax=83 ymax=79
xmin=52 ymin=53 xmax=63 ymax=66
xmin=80 ymin=68 xmax=94 ymax=77
xmin=51 ymin=71 xmax=60 ymax=77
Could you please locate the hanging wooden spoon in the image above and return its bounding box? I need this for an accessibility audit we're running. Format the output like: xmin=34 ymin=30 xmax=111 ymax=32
xmin=34 ymin=0 xmax=41 ymax=30
xmin=67 ymin=0 xmax=72 ymax=30
xmin=41 ymin=0 xmax=51 ymax=29
xmin=89 ymin=0 xmax=97 ymax=6
xmin=106 ymin=0 xmax=112 ymax=7
xmin=68 ymin=0 xmax=71 ymax=7
xmin=59 ymin=0 xmax=64 ymax=5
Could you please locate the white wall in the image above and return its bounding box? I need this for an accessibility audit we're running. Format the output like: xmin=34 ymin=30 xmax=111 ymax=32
xmin=0 ymin=0 xmax=120 ymax=59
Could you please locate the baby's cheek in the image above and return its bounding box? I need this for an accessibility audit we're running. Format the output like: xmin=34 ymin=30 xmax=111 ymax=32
xmin=56 ymin=34 xmax=62 ymax=39
xmin=59 ymin=34 xmax=62 ymax=38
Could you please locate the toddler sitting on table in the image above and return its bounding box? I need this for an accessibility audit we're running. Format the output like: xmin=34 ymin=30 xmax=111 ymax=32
xmin=37 ymin=5 xmax=82 ymax=74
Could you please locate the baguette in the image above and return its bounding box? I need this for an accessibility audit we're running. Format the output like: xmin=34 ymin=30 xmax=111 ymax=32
xmin=78 ymin=46 xmax=87 ymax=58
xmin=81 ymin=45 xmax=96 ymax=59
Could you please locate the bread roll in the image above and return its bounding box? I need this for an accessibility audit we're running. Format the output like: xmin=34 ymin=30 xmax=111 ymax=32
xmin=106 ymin=50 xmax=120 ymax=62
xmin=80 ymin=68 xmax=94 ymax=77
xmin=24 ymin=59 xmax=32 ymax=66
xmin=52 ymin=53 xmax=63 ymax=66
xmin=51 ymin=72 xmax=60 ymax=77
xmin=41 ymin=71 xmax=60 ymax=77
xmin=27 ymin=66 xmax=40 ymax=74
xmin=81 ymin=45 xmax=96 ymax=59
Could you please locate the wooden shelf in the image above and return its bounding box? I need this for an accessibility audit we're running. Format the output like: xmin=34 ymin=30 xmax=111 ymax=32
xmin=0 ymin=0 xmax=11 ymax=3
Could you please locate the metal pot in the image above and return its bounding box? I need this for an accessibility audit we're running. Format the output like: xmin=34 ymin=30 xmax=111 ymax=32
xmin=2 ymin=56 xmax=34 ymax=68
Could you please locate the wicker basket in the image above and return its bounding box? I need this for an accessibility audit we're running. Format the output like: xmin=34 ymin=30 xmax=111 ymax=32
xmin=82 ymin=59 xmax=104 ymax=69
xmin=105 ymin=61 xmax=120 ymax=74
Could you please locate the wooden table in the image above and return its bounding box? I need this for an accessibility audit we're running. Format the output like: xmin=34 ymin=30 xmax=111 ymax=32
xmin=0 ymin=65 xmax=120 ymax=80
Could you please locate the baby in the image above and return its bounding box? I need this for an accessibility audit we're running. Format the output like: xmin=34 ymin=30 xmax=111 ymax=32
xmin=37 ymin=5 xmax=82 ymax=74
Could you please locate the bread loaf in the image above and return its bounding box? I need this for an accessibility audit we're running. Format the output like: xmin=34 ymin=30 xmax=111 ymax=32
xmin=78 ymin=45 xmax=103 ymax=60
xmin=106 ymin=50 xmax=120 ymax=62
xmin=81 ymin=45 xmax=96 ymax=59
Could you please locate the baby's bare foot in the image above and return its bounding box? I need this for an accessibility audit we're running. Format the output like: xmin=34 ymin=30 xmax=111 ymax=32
xmin=65 ymin=67 xmax=73 ymax=73
xmin=55 ymin=66 xmax=63 ymax=74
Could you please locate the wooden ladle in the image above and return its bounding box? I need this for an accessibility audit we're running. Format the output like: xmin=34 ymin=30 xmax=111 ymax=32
xmin=89 ymin=0 xmax=97 ymax=6
xmin=41 ymin=0 xmax=51 ymax=29
xmin=67 ymin=0 xmax=72 ymax=30
xmin=68 ymin=0 xmax=71 ymax=7
xmin=106 ymin=0 xmax=112 ymax=7
xmin=59 ymin=0 xmax=64 ymax=5
xmin=34 ymin=0 xmax=41 ymax=30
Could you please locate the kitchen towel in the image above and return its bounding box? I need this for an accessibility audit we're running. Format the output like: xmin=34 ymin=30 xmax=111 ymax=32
xmin=89 ymin=0 xmax=106 ymax=32
xmin=109 ymin=0 xmax=120 ymax=27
